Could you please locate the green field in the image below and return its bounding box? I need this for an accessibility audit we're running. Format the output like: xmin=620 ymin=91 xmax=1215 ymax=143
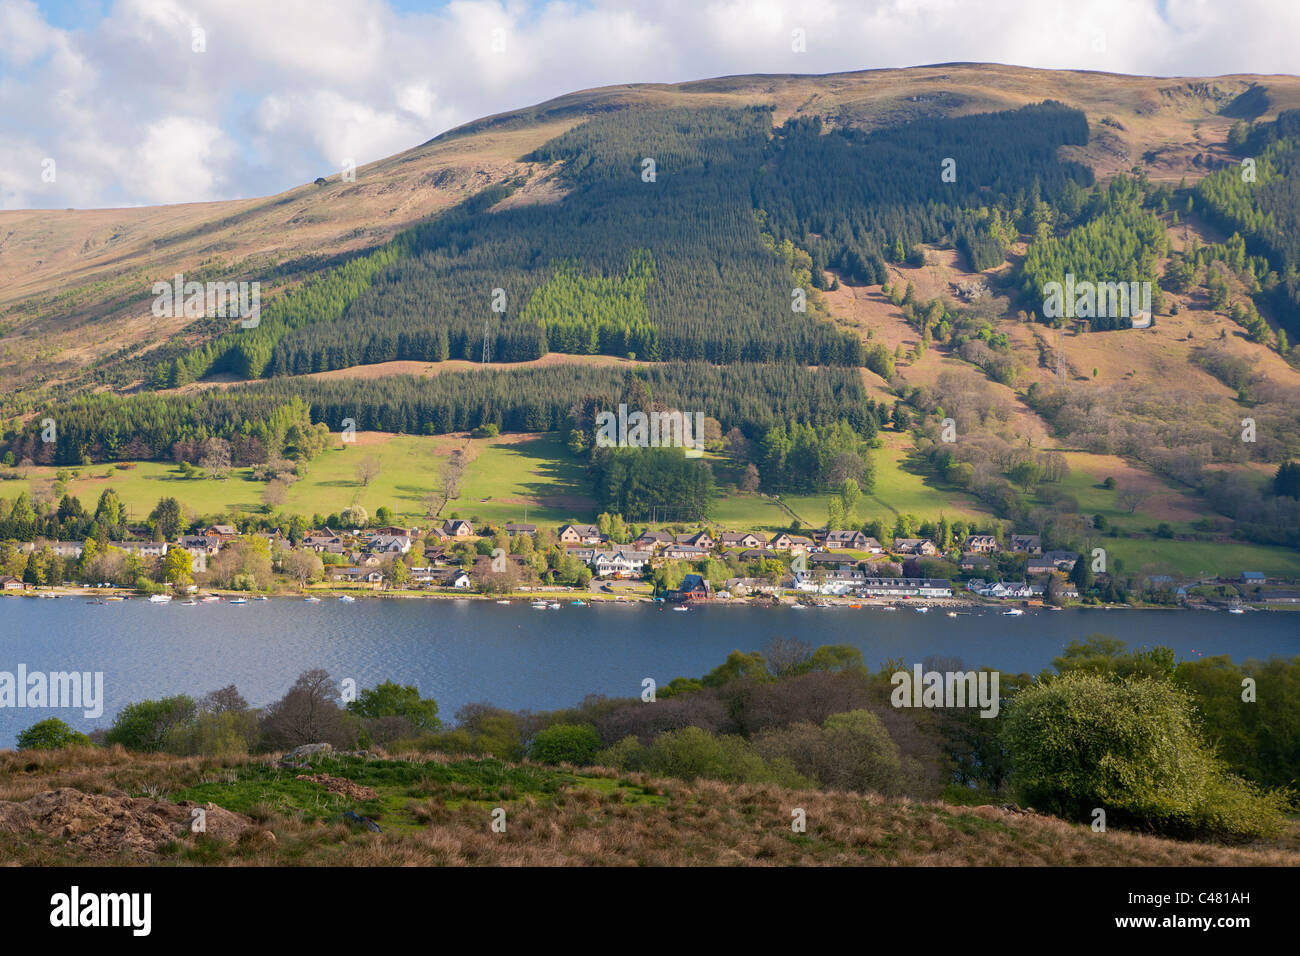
xmin=3 ymin=433 xmax=593 ymax=527
xmin=1102 ymin=538 xmax=1300 ymax=580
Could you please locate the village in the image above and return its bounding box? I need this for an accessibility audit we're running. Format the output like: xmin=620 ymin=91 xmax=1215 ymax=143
xmin=4 ymin=518 xmax=1295 ymax=611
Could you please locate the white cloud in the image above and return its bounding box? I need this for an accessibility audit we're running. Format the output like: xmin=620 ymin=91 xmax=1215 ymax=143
xmin=1 ymin=0 xmax=1298 ymax=209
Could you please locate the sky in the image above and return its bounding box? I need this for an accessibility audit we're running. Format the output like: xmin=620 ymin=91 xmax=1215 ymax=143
xmin=0 ymin=0 xmax=1296 ymax=210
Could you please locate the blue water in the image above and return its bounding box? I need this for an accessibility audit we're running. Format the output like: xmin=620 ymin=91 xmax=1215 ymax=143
xmin=0 ymin=597 xmax=1296 ymax=747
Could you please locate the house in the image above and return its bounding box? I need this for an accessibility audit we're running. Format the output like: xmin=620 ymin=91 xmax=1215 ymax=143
xmin=964 ymin=534 xmax=998 ymax=554
xmin=979 ymin=580 xmax=1033 ymax=600
xmin=1262 ymin=590 xmax=1300 ymax=604
xmin=18 ymin=540 xmax=84 ymax=559
xmin=723 ymin=577 xmax=781 ymax=597
xmin=433 ymin=568 xmax=472 ymax=589
xmin=1009 ymin=534 xmax=1042 ymax=555
xmin=178 ymin=535 xmax=223 ymax=555
xmin=564 ymin=546 xmax=598 ymax=564
xmin=958 ymin=552 xmax=992 ymax=572
xmin=808 ymin=552 xmax=851 ymax=567
xmin=367 ymin=535 xmax=412 ymax=555
xmin=663 ymin=544 xmax=709 ymax=560
xmin=674 ymin=531 xmax=714 ymax=550
xmin=442 ymin=519 xmax=475 ymax=539
xmin=719 ymin=531 xmax=766 ymax=549
xmin=203 ymin=524 xmax=238 ymax=539
xmin=785 ymin=535 xmax=815 ymax=552
xmin=1241 ymin=571 xmax=1266 ymax=584
xmin=369 ymin=526 xmax=411 ymax=538
xmin=109 ymin=541 xmax=169 ymax=558
xmin=738 ymin=548 xmax=778 ymax=562
xmin=669 ymin=573 xmax=712 ymax=602
xmin=820 ymin=530 xmax=872 ymax=551
xmin=558 ymin=524 xmax=603 ymax=545
xmin=1 ymin=575 xmax=27 ymax=591
xmin=592 ymin=549 xmax=651 ymax=578
xmin=634 ymin=530 xmax=674 ymax=550
xmin=769 ymin=532 xmax=794 ymax=551
xmin=504 ymin=523 xmax=536 ymax=537
xmin=893 ymin=538 xmax=938 ymax=557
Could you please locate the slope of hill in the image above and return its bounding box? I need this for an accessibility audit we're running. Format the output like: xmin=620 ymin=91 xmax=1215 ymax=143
xmin=2 ymin=746 xmax=1295 ymax=866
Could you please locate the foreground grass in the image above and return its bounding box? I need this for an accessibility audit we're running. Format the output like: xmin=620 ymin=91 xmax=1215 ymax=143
xmin=2 ymin=746 xmax=1297 ymax=867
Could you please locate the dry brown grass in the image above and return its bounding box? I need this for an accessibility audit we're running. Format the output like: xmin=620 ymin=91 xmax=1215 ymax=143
xmin=1 ymin=746 xmax=1296 ymax=867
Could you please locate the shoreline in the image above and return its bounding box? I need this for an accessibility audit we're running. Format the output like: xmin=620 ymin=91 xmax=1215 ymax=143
xmin=4 ymin=585 xmax=1289 ymax=613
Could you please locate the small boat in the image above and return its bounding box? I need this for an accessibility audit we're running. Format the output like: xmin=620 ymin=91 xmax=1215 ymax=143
xmin=915 ymin=606 xmax=930 ymax=614
xmin=201 ymin=595 xmax=221 ymax=603
xmin=879 ymin=605 xmax=897 ymax=612
xmin=181 ymin=599 xmax=199 ymax=606
xmin=548 ymin=602 xmax=562 ymax=609
xmin=1002 ymin=608 xmax=1024 ymax=617
xmin=791 ymin=603 xmax=807 ymax=610
xmin=496 ymin=599 xmax=511 ymax=605
xmin=148 ymin=594 xmax=172 ymax=604
xmin=531 ymin=601 xmax=548 ymax=609
xmin=106 ymin=596 xmax=124 ymax=602
xmin=255 ymin=595 xmax=268 ymax=601
xmin=815 ymin=602 xmax=831 ymax=608
xmin=947 ymin=610 xmax=958 ymax=618
xmin=672 ymin=605 xmax=689 ymax=612
xmin=228 ymin=598 xmax=247 ymax=605
xmin=304 ymin=596 xmax=322 ymax=603
xmin=848 ymin=603 xmax=861 ymax=609
xmin=1227 ymin=607 xmax=1245 ymax=615
xmin=570 ymin=600 xmax=587 ymax=606
xmin=339 ymin=595 xmax=356 ymax=603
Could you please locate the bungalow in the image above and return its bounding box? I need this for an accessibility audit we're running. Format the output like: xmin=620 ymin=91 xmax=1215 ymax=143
xmin=674 ymin=531 xmax=714 ymax=550
xmin=858 ymin=577 xmax=954 ymax=598
xmin=958 ymin=552 xmax=992 ymax=572
xmin=367 ymin=535 xmax=412 ymax=555
xmin=669 ymin=573 xmax=712 ymax=602
xmin=1262 ymin=589 xmax=1300 ymax=605
xmin=964 ymin=534 xmax=998 ymax=554
xmin=558 ymin=524 xmax=603 ymax=545
xmin=769 ymin=532 xmax=794 ymax=551
xmin=504 ymin=523 xmax=536 ymax=537
xmin=333 ymin=567 xmax=385 ymax=585
xmin=19 ymin=540 xmax=84 ymax=559
xmin=442 ymin=519 xmax=475 ymax=539
xmin=565 ymin=546 xmax=598 ymax=564
xmin=719 ymin=531 xmax=766 ymax=549
xmin=820 ymin=530 xmax=872 ymax=551
xmin=808 ymin=552 xmax=852 ymax=567
xmin=893 ymin=538 xmax=938 ymax=557
xmin=1 ymin=575 xmax=28 ymax=591
xmin=723 ymin=577 xmax=781 ymax=597
xmin=977 ymin=580 xmax=1033 ymax=600
xmin=369 ymin=526 xmax=412 ymax=538
xmin=592 ymin=549 xmax=651 ymax=578
xmin=773 ymin=534 xmax=814 ymax=552
xmin=203 ymin=524 xmax=238 ymax=539
xmin=633 ymin=530 xmax=674 ymax=550
xmin=1009 ymin=534 xmax=1043 ymax=555
xmin=1241 ymin=571 xmax=1267 ymax=584
xmin=433 ymin=568 xmax=472 ymax=589
xmin=738 ymin=548 xmax=778 ymax=562
xmin=663 ymin=544 xmax=709 ymax=560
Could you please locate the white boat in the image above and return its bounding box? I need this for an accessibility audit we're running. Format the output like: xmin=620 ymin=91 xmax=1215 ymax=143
xmin=496 ymin=599 xmax=511 ymax=605
xmin=672 ymin=605 xmax=689 ymax=612
xmin=339 ymin=595 xmax=356 ymax=603
xmin=148 ymin=594 xmax=172 ymax=604
xmin=915 ymin=606 xmax=930 ymax=614
xmin=201 ymin=595 xmax=220 ymax=603
xmin=548 ymin=602 xmax=562 ymax=609
xmin=304 ymin=596 xmax=322 ymax=603
xmin=531 ymin=601 xmax=548 ymax=609
xmin=946 ymin=611 xmax=958 ymax=618
xmin=1227 ymin=607 xmax=1245 ymax=615
xmin=791 ymin=603 xmax=807 ymax=610
xmin=229 ymin=598 xmax=247 ymax=605
xmin=1002 ymin=608 xmax=1024 ymax=617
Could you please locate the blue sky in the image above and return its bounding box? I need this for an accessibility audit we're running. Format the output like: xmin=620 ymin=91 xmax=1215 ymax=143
xmin=2 ymin=0 xmax=1298 ymax=210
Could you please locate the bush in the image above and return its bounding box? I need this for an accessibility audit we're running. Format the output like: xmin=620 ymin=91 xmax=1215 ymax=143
xmin=529 ymin=723 xmax=603 ymax=765
xmin=16 ymin=718 xmax=91 ymax=751
xmin=103 ymin=696 xmax=196 ymax=753
xmin=1003 ymin=671 xmax=1287 ymax=840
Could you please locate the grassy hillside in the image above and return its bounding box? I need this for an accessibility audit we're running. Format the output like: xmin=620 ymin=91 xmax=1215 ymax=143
xmin=2 ymin=746 xmax=1295 ymax=866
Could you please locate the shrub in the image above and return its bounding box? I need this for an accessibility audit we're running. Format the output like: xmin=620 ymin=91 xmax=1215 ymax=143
xmin=529 ymin=723 xmax=603 ymax=765
xmin=1003 ymin=671 xmax=1287 ymax=840
xmin=16 ymin=718 xmax=91 ymax=751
